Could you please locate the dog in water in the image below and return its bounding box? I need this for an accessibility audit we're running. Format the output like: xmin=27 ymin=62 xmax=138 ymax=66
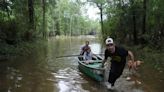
xmin=126 ymin=60 xmax=143 ymax=81
xmin=128 ymin=60 xmax=143 ymax=71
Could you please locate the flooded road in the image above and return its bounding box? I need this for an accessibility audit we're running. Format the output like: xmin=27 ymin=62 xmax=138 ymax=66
xmin=0 ymin=37 xmax=163 ymax=92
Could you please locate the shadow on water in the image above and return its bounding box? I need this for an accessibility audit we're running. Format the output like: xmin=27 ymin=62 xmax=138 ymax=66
xmin=0 ymin=36 xmax=163 ymax=92
xmin=0 ymin=49 xmax=56 ymax=92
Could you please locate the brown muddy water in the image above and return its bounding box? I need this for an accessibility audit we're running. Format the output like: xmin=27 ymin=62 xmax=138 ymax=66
xmin=0 ymin=37 xmax=163 ymax=92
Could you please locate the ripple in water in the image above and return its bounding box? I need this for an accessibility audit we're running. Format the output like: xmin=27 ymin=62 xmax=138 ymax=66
xmin=52 ymin=67 xmax=89 ymax=92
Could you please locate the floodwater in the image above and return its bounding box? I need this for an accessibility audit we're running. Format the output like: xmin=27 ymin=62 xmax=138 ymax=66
xmin=0 ymin=36 xmax=163 ymax=92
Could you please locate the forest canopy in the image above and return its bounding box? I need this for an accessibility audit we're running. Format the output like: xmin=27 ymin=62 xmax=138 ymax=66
xmin=0 ymin=0 xmax=163 ymax=49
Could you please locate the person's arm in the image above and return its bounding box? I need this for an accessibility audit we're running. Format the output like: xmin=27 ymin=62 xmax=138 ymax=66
xmin=80 ymin=51 xmax=84 ymax=55
xmin=128 ymin=50 xmax=135 ymax=66
xmin=80 ymin=46 xmax=84 ymax=55
xmin=83 ymin=52 xmax=87 ymax=60
xmin=128 ymin=51 xmax=134 ymax=61
xmin=102 ymin=59 xmax=107 ymax=67
xmin=102 ymin=49 xmax=108 ymax=67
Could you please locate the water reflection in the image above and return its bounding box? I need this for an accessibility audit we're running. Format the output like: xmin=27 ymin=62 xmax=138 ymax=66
xmin=0 ymin=42 xmax=56 ymax=92
xmin=53 ymin=67 xmax=89 ymax=92
xmin=90 ymin=43 xmax=102 ymax=54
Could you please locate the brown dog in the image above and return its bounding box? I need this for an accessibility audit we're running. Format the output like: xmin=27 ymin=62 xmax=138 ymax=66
xmin=128 ymin=60 xmax=143 ymax=70
xmin=126 ymin=60 xmax=143 ymax=81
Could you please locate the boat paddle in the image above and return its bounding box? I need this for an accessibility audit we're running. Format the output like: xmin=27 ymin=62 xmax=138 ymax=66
xmin=56 ymin=54 xmax=104 ymax=58
xmin=56 ymin=54 xmax=81 ymax=58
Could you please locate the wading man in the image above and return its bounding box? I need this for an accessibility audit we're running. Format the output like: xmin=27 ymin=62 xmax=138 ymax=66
xmin=102 ymin=37 xmax=134 ymax=89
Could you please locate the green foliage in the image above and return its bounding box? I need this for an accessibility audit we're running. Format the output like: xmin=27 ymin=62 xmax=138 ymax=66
xmin=102 ymin=0 xmax=164 ymax=49
xmin=133 ymin=46 xmax=164 ymax=72
xmin=0 ymin=39 xmax=47 ymax=60
xmin=0 ymin=0 xmax=101 ymax=56
xmin=50 ymin=0 xmax=100 ymax=36
xmin=0 ymin=0 xmax=100 ymax=40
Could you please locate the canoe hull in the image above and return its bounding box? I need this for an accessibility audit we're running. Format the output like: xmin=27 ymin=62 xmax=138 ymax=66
xmin=78 ymin=60 xmax=104 ymax=82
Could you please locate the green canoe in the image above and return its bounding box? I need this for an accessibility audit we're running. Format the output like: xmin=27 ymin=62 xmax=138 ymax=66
xmin=78 ymin=57 xmax=105 ymax=82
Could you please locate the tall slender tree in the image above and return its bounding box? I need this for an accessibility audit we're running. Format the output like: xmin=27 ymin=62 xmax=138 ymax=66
xmin=142 ymin=0 xmax=147 ymax=34
xmin=130 ymin=0 xmax=138 ymax=44
xmin=87 ymin=0 xmax=106 ymax=37
xmin=28 ymin=0 xmax=34 ymax=29
xmin=42 ymin=0 xmax=46 ymax=38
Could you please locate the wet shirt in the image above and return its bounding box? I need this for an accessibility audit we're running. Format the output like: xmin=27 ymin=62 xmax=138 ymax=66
xmin=105 ymin=46 xmax=128 ymax=64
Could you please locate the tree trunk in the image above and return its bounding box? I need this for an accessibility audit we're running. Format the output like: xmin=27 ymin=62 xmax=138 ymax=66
xmin=56 ymin=21 xmax=60 ymax=35
xmin=26 ymin=0 xmax=34 ymax=40
xmin=142 ymin=0 xmax=147 ymax=34
xmin=28 ymin=0 xmax=34 ymax=29
xmin=100 ymin=5 xmax=104 ymax=35
xmin=42 ymin=0 xmax=46 ymax=38
xmin=130 ymin=0 xmax=138 ymax=45
xmin=132 ymin=13 xmax=138 ymax=44
xmin=96 ymin=3 xmax=104 ymax=36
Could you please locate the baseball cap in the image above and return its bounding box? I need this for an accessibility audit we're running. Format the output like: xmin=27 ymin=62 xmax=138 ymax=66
xmin=105 ymin=38 xmax=114 ymax=45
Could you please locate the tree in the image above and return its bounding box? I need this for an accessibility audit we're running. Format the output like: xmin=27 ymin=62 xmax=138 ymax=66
xmin=42 ymin=0 xmax=46 ymax=38
xmin=87 ymin=0 xmax=107 ymax=37
xmin=28 ymin=0 xmax=34 ymax=30
xmin=142 ymin=0 xmax=147 ymax=34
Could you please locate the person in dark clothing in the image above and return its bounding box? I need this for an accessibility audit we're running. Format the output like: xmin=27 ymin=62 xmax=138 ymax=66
xmin=80 ymin=41 xmax=91 ymax=55
xmin=102 ymin=38 xmax=134 ymax=89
